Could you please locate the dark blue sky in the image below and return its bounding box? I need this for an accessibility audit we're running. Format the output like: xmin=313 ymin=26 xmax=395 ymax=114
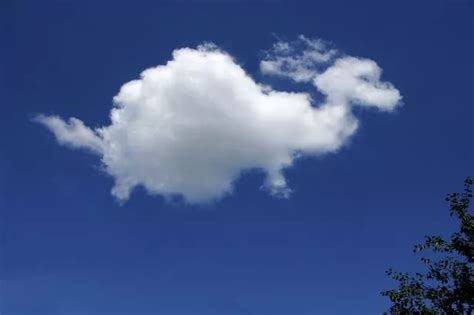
xmin=1 ymin=0 xmax=472 ymax=314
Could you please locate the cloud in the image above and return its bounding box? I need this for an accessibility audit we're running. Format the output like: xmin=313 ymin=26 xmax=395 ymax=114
xmin=314 ymin=57 xmax=401 ymax=110
xmin=33 ymin=115 xmax=104 ymax=153
xmin=35 ymin=37 xmax=401 ymax=203
xmin=260 ymin=35 xmax=337 ymax=82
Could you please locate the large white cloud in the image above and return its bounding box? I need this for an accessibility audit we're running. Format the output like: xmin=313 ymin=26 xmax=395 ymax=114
xmin=35 ymin=38 xmax=401 ymax=203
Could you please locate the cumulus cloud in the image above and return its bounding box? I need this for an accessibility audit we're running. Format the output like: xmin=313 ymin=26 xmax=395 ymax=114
xmin=35 ymin=37 xmax=401 ymax=203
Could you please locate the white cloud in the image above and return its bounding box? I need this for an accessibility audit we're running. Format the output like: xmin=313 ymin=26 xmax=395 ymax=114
xmin=35 ymin=37 xmax=401 ymax=204
xmin=314 ymin=57 xmax=401 ymax=110
xmin=33 ymin=115 xmax=104 ymax=153
xmin=260 ymin=35 xmax=337 ymax=82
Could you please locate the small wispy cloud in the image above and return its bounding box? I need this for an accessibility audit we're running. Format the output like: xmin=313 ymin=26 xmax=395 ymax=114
xmin=35 ymin=36 xmax=401 ymax=203
xmin=260 ymin=35 xmax=337 ymax=82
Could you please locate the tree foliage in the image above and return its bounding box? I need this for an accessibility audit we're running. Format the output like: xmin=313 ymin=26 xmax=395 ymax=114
xmin=382 ymin=177 xmax=473 ymax=314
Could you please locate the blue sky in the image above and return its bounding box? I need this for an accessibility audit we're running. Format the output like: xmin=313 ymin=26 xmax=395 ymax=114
xmin=1 ymin=0 xmax=473 ymax=314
